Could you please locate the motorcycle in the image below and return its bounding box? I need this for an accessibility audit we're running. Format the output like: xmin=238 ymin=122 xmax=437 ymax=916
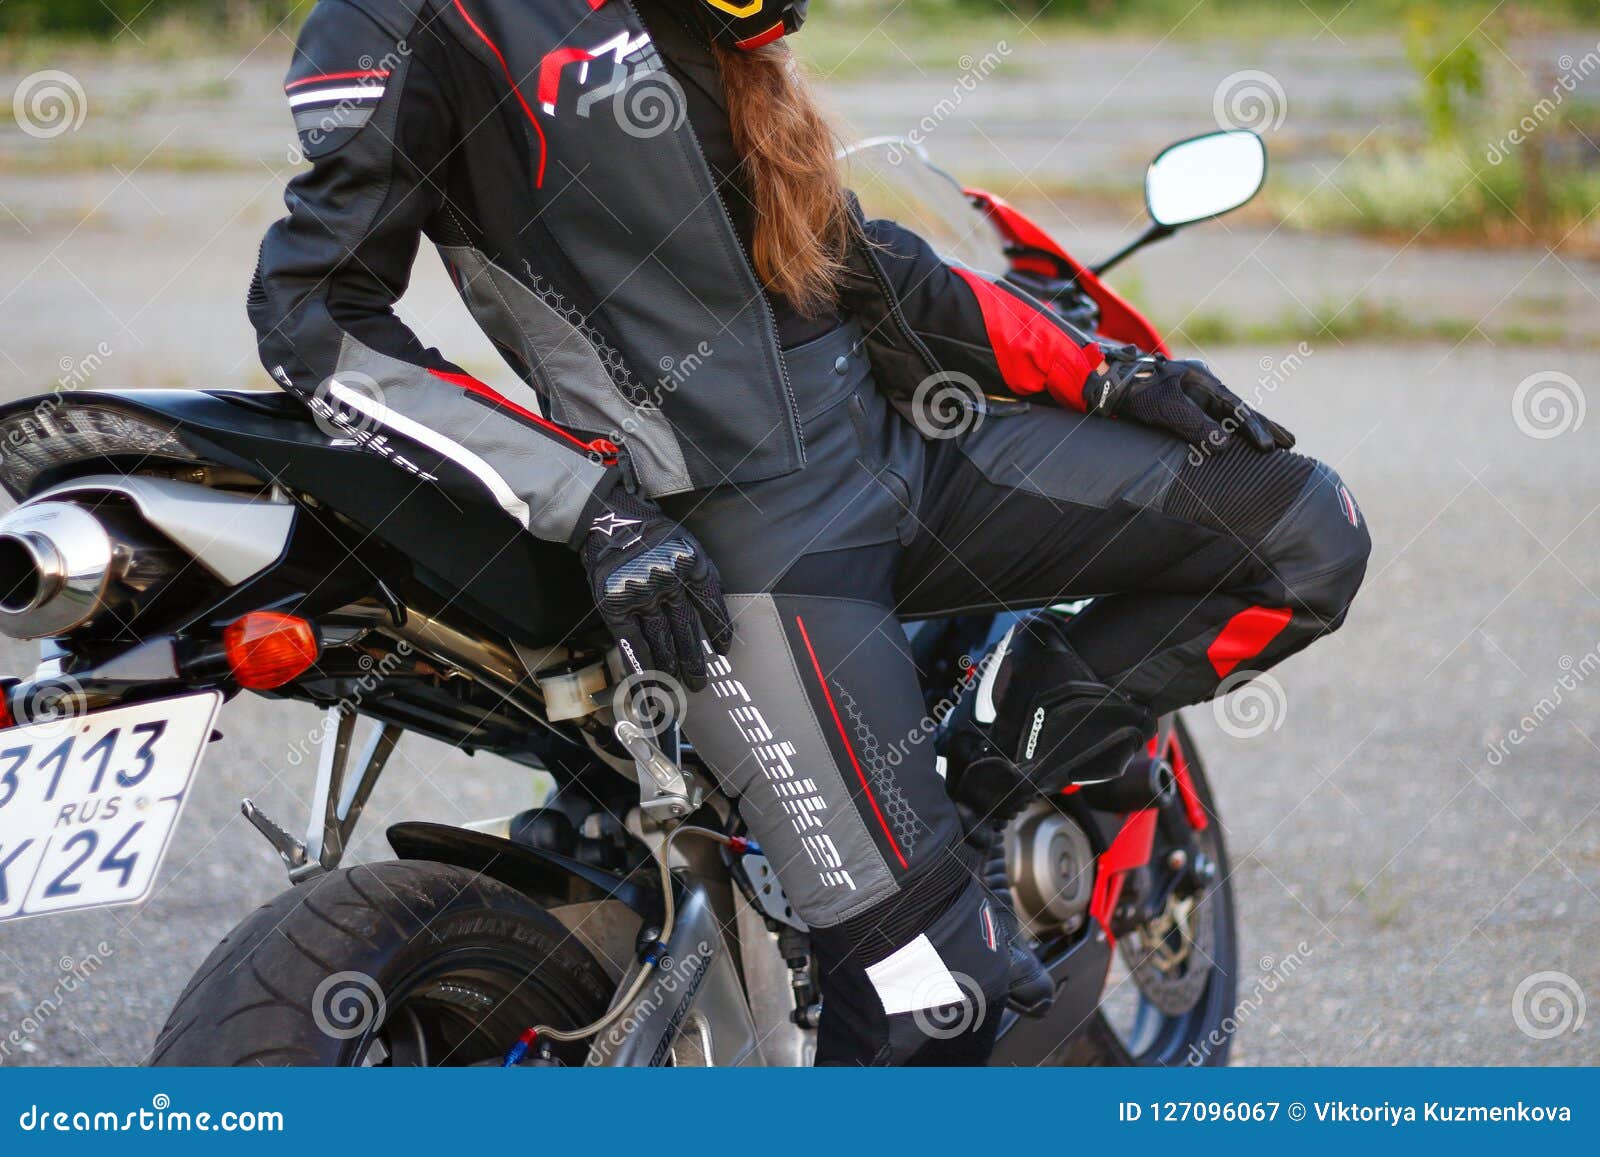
xmin=0 ymin=129 xmax=1266 ymax=1067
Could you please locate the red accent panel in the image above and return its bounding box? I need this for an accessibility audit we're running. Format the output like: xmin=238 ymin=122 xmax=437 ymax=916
xmin=794 ymin=615 xmax=910 ymax=871
xmin=951 ymin=267 xmax=1101 ymax=411
xmin=285 ymin=69 xmax=391 ymax=90
xmin=451 ymin=0 xmax=549 ymax=188
xmin=735 ymin=22 xmax=787 ymax=50
xmin=965 ymin=187 xmax=1170 ymax=357
xmin=1088 ymin=809 xmax=1158 ymax=943
xmin=428 ymin=369 xmax=616 ymax=461
xmin=537 ymin=46 xmax=596 ymax=109
xmin=1207 ymin=605 xmax=1293 ymax=679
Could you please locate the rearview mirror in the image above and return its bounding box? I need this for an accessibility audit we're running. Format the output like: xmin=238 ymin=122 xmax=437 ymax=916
xmin=1145 ymin=130 xmax=1267 ymax=229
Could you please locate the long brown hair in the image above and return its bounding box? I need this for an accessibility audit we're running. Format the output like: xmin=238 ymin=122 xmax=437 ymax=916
xmin=715 ymin=40 xmax=853 ymax=318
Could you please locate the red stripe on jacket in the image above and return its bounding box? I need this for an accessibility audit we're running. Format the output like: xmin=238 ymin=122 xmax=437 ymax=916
xmin=286 ymin=69 xmax=391 ymax=91
xmin=450 ymin=0 xmax=549 ymax=187
xmin=428 ymin=368 xmax=616 ymax=461
xmin=951 ymin=268 xmax=1101 ymax=411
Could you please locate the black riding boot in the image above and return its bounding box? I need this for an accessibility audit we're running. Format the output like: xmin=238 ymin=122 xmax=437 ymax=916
xmin=946 ymin=614 xmax=1158 ymax=1016
xmin=948 ymin=613 xmax=1158 ymax=832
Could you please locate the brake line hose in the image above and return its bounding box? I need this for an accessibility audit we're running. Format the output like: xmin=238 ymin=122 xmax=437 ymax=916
xmin=502 ymin=825 xmax=760 ymax=1066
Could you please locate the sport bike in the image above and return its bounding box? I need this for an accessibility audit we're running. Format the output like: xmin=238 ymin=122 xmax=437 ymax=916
xmin=0 ymin=130 xmax=1266 ymax=1067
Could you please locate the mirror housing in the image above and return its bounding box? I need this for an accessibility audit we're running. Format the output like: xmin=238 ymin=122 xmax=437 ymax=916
xmin=1144 ymin=130 xmax=1267 ymax=229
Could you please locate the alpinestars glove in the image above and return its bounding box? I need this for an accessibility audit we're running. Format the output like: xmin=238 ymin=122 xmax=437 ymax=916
xmin=577 ymin=483 xmax=734 ymax=692
xmin=1084 ymin=349 xmax=1296 ymax=453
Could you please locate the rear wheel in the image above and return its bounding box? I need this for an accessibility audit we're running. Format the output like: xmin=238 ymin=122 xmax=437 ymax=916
xmin=1058 ymin=716 xmax=1240 ymax=1066
xmin=149 ymin=860 xmax=612 ymax=1067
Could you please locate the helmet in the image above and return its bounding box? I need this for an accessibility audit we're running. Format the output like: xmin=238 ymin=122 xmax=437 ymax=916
xmin=688 ymin=0 xmax=808 ymax=50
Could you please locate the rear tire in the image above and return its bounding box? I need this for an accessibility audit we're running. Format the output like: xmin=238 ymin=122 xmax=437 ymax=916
xmin=149 ymin=860 xmax=612 ymax=1067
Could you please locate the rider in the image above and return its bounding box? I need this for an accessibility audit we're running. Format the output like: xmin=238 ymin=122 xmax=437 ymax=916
xmin=252 ymin=0 xmax=1370 ymax=1064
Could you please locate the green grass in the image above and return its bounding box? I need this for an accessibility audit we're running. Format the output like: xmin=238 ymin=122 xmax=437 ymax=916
xmin=0 ymin=4 xmax=306 ymax=67
xmin=798 ymin=12 xmax=1035 ymax=81
xmin=1165 ymin=296 xmax=1588 ymax=350
xmin=1271 ymin=145 xmax=1600 ymax=252
xmin=802 ymin=0 xmax=1592 ymax=68
xmin=0 ymin=141 xmax=249 ymax=175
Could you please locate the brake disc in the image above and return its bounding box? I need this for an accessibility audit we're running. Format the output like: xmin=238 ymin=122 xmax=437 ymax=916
xmin=1119 ymin=885 xmax=1216 ymax=1017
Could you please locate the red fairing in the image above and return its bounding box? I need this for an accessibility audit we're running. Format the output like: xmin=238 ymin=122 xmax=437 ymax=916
xmin=1090 ymin=729 xmax=1211 ymax=944
xmin=1089 ymin=809 xmax=1158 ymax=943
xmin=951 ymin=267 xmax=1101 ymax=412
xmin=965 ymin=187 xmax=1170 ymax=357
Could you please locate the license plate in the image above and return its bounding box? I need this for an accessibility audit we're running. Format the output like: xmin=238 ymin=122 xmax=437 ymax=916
xmin=0 ymin=691 xmax=222 ymax=923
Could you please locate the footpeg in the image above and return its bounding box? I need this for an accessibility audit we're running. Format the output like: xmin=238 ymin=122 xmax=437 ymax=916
xmin=613 ymin=718 xmax=700 ymax=823
xmin=241 ymin=798 xmax=308 ymax=873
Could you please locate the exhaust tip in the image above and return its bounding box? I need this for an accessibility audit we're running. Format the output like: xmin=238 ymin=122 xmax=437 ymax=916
xmin=0 ymin=504 xmax=114 ymax=640
xmin=0 ymin=533 xmax=62 ymax=616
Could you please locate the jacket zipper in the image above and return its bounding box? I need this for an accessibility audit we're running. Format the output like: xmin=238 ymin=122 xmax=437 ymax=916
xmin=857 ymin=238 xmax=943 ymax=379
xmin=619 ymin=0 xmax=805 ymax=465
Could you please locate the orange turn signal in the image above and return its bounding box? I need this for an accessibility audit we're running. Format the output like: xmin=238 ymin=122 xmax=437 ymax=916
xmin=223 ymin=611 xmax=319 ymax=691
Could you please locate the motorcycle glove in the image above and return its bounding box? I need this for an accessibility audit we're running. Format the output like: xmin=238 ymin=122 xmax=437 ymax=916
xmin=1084 ymin=349 xmax=1295 ymax=453
xmin=576 ymin=482 xmax=735 ymax=692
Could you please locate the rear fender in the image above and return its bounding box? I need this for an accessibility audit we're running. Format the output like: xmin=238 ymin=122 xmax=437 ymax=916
xmin=386 ymin=821 xmax=656 ymax=916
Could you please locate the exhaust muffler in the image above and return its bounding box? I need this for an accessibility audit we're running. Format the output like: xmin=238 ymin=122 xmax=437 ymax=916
xmin=0 ymin=501 xmax=170 ymax=640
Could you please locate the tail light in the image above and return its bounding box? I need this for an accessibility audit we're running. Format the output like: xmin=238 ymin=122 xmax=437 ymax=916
xmin=0 ymin=404 xmax=197 ymax=499
xmin=223 ymin=611 xmax=319 ymax=690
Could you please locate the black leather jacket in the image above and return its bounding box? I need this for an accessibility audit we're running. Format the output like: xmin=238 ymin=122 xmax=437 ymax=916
xmin=252 ymin=0 xmax=1104 ymax=544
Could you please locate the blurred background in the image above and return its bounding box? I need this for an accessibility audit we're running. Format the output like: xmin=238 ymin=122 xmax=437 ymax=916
xmin=0 ymin=0 xmax=1596 ymax=1065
